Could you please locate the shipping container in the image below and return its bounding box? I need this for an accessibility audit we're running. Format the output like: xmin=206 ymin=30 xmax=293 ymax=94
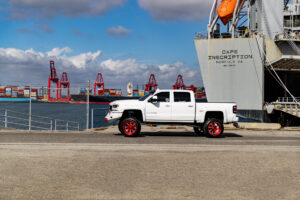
xmin=133 ymin=89 xmax=139 ymax=97
xmin=109 ymin=89 xmax=116 ymax=96
xmin=97 ymin=88 xmax=104 ymax=95
xmin=116 ymin=89 xmax=122 ymax=96
xmin=139 ymin=90 xmax=144 ymax=96
xmin=24 ymin=89 xmax=30 ymax=97
xmin=5 ymin=88 xmax=12 ymax=97
xmin=104 ymin=89 xmax=110 ymax=96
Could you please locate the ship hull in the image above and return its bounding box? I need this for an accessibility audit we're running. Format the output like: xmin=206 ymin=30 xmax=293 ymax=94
xmin=195 ymin=37 xmax=265 ymax=121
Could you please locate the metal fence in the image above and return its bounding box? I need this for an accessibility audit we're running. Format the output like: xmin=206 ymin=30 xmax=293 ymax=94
xmin=54 ymin=119 xmax=80 ymax=131
xmin=91 ymin=107 xmax=110 ymax=129
xmin=0 ymin=108 xmax=80 ymax=131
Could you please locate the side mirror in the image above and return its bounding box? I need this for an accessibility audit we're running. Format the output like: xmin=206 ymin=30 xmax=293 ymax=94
xmin=152 ymin=95 xmax=158 ymax=104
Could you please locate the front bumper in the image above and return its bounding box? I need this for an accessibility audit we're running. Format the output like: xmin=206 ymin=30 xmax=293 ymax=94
xmin=105 ymin=111 xmax=123 ymax=122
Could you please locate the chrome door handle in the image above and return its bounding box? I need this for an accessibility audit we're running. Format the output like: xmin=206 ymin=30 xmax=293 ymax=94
xmin=188 ymin=105 xmax=193 ymax=107
xmin=165 ymin=105 xmax=171 ymax=107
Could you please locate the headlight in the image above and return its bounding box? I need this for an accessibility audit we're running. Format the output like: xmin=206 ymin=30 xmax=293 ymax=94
xmin=111 ymin=104 xmax=119 ymax=110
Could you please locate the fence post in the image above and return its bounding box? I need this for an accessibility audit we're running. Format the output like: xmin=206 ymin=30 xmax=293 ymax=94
xmin=50 ymin=120 xmax=53 ymax=131
xmin=4 ymin=109 xmax=7 ymax=128
xmin=66 ymin=121 xmax=69 ymax=132
xmin=91 ymin=109 xmax=94 ymax=129
xmin=29 ymin=86 xmax=32 ymax=131
xmin=86 ymin=80 xmax=90 ymax=130
xmin=55 ymin=120 xmax=57 ymax=131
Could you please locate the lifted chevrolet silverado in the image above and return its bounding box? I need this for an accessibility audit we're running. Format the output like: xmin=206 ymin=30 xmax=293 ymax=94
xmin=105 ymin=89 xmax=239 ymax=137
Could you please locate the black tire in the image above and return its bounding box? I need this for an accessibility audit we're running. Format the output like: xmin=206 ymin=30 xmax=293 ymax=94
xmin=119 ymin=117 xmax=141 ymax=137
xmin=203 ymin=118 xmax=224 ymax=138
xmin=118 ymin=121 xmax=124 ymax=134
xmin=193 ymin=126 xmax=204 ymax=136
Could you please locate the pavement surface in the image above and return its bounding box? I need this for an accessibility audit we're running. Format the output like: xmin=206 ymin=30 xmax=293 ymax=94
xmin=0 ymin=125 xmax=299 ymax=200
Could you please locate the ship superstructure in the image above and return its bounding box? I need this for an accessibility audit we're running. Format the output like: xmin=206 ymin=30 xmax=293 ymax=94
xmin=195 ymin=0 xmax=300 ymax=123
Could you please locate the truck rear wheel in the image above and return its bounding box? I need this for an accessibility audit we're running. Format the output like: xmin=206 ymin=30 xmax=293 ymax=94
xmin=204 ymin=118 xmax=224 ymax=138
xmin=120 ymin=117 xmax=141 ymax=137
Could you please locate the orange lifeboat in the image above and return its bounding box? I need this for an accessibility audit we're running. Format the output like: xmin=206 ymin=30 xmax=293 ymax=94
xmin=217 ymin=0 xmax=244 ymax=25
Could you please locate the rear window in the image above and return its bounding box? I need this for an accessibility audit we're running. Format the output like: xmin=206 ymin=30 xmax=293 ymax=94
xmin=174 ymin=92 xmax=191 ymax=102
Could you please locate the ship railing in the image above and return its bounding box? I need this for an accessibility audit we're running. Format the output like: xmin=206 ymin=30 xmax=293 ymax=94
xmin=277 ymin=97 xmax=300 ymax=103
xmin=54 ymin=119 xmax=80 ymax=131
xmin=195 ymin=32 xmax=208 ymax=39
xmin=0 ymin=108 xmax=80 ymax=131
xmin=0 ymin=108 xmax=52 ymax=130
xmin=91 ymin=107 xmax=110 ymax=129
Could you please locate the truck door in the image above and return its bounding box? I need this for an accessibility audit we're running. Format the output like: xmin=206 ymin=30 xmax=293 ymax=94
xmin=171 ymin=91 xmax=195 ymax=122
xmin=145 ymin=91 xmax=171 ymax=122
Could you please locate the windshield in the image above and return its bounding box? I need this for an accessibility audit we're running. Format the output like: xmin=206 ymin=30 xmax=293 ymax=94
xmin=138 ymin=93 xmax=151 ymax=101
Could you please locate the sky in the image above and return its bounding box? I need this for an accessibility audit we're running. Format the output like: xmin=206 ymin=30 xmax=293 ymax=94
xmin=0 ymin=0 xmax=213 ymax=92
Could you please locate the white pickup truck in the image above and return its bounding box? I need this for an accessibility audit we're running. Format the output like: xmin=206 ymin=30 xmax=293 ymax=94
xmin=105 ymin=89 xmax=239 ymax=137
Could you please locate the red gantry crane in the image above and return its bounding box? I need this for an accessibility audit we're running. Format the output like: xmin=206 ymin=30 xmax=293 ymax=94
xmin=94 ymin=73 xmax=104 ymax=95
xmin=173 ymin=74 xmax=186 ymax=90
xmin=59 ymin=72 xmax=70 ymax=102
xmin=145 ymin=74 xmax=158 ymax=93
xmin=48 ymin=60 xmax=59 ymax=101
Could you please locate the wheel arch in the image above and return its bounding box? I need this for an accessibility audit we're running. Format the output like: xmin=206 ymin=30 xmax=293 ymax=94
xmin=204 ymin=111 xmax=224 ymax=123
xmin=121 ymin=109 xmax=144 ymax=122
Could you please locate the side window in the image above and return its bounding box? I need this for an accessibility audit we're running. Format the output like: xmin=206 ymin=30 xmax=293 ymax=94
xmin=174 ymin=92 xmax=191 ymax=102
xmin=156 ymin=92 xmax=170 ymax=102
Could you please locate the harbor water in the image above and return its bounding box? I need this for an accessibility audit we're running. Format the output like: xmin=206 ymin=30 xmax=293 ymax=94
xmin=0 ymin=102 xmax=111 ymax=130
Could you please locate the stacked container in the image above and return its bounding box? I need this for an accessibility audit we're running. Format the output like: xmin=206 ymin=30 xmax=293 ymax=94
xmin=31 ymin=89 xmax=37 ymax=99
xmin=133 ymin=90 xmax=139 ymax=97
xmin=5 ymin=87 xmax=12 ymax=97
xmin=104 ymin=89 xmax=110 ymax=96
xmin=109 ymin=89 xmax=116 ymax=96
xmin=116 ymin=89 xmax=122 ymax=96
xmin=18 ymin=88 xmax=24 ymax=97
xmin=0 ymin=86 xmax=5 ymax=97
xmin=24 ymin=88 xmax=30 ymax=97
xmin=80 ymin=88 xmax=86 ymax=95
xmin=139 ymin=90 xmax=144 ymax=96
xmin=12 ymin=87 xmax=18 ymax=97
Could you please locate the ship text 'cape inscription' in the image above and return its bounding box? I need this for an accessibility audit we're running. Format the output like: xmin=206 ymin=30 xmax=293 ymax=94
xmin=208 ymin=50 xmax=253 ymax=67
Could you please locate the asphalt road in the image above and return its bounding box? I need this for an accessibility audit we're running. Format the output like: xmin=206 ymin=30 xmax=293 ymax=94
xmin=0 ymin=127 xmax=299 ymax=200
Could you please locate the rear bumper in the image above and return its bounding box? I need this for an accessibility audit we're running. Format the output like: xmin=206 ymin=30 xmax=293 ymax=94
xmin=105 ymin=111 xmax=122 ymax=123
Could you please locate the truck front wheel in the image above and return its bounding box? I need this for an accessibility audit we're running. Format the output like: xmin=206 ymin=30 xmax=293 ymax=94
xmin=120 ymin=117 xmax=141 ymax=137
xmin=204 ymin=118 xmax=224 ymax=138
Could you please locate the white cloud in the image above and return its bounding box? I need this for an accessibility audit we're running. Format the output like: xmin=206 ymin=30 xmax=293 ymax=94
xmin=0 ymin=47 xmax=201 ymax=91
xmin=106 ymin=26 xmax=132 ymax=37
xmin=47 ymin=47 xmax=72 ymax=57
xmin=6 ymin=0 xmax=127 ymax=19
xmin=138 ymin=0 xmax=213 ymax=21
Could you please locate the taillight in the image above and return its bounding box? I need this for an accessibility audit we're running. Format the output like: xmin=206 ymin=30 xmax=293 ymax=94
xmin=233 ymin=105 xmax=237 ymax=113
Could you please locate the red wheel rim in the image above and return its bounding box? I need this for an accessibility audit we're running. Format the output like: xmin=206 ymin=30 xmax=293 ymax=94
xmin=123 ymin=120 xmax=137 ymax=136
xmin=208 ymin=121 xmax=222 ymax=136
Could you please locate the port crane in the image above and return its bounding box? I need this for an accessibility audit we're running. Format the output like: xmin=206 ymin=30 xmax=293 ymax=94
xmin=145 ymin=74 xmax=158 ymax=92
xmin=59 ymin=72 xmax=70 ymax=101
xmin=173 ymin=75 xmax=186 ymax=90
xmin=94 ymin=73 xmax=104 ymax=95
xmin=48 ymin=60 xmax=59 ymax=101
